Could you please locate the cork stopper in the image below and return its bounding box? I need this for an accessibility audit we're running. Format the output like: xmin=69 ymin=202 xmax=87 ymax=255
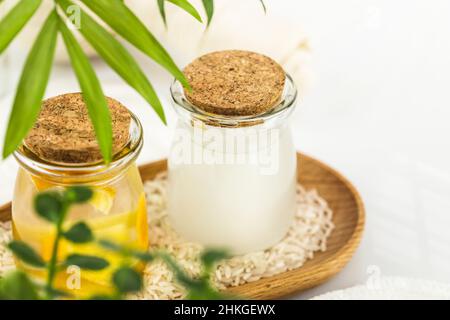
xmin=24 ymin=93 xmax=131 ymax=164
xmin=183 ymin=50 xmax=286 ymax=116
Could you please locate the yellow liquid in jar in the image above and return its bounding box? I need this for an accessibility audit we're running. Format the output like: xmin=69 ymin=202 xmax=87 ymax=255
xmin=12 ymin=166 xmax=149 ymax=298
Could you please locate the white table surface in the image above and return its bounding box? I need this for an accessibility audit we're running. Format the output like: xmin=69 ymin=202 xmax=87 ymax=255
xmin=1 ymin=0 xmax=450 ymax=299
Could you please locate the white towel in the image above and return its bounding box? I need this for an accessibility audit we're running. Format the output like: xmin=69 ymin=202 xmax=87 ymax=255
xmin=312 ymin=277 xmax=450 ymax=300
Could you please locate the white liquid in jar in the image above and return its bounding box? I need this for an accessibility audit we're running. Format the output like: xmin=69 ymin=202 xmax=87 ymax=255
xmin=167 ymin=124 xmax=297 ymax=254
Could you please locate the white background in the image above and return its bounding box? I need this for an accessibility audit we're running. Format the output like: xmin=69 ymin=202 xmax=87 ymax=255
xmin=1 ymin=0 xmax=450 ymax=299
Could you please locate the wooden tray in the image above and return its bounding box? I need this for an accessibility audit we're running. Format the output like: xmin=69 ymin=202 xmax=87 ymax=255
xmin=0 ymin=153 xmax=364 ymax=299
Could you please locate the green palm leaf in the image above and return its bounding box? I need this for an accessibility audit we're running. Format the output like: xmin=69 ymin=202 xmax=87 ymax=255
xmin=201 ymin=0 xmax=214 ymax=26
xmin=2 ymin=10 xmax=58 ymax=159
xmin=0 ymin=0 xmax=42 ymax=54
xmin=157 ymin=0 xmax=203 ymax=26
xmin=59 ymin=20 xmax=113 ymax=163
xmin=259 ymin=0 xmax=267 ymax=13
xmin=157 ymin=0 xmax=167 ymax=25
xmin=80 ymin=0 xmax=190 ymax=89
xmin=57 ymin=0 xmax=166 ymax=124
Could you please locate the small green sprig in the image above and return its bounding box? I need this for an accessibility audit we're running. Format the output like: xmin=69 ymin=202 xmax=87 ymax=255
xmin=98 ymin=239 xmax=232 ymax=300
xmin=3 ymin=186 xmax=108 ymax=299
xmin=0 ymin=186 xmax=232 ymax=300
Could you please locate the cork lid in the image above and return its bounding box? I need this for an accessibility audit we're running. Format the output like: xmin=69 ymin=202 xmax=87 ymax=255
xmin=183 ymin=50 xmax=286 ymax=116
xmin=24 ymin=93 xmax=131 ymax=164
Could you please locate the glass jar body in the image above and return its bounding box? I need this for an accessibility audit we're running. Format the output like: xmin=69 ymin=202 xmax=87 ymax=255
xmin=11 ymin=162 xmax=147 ymax=297
xmin=168 ymin=119 xmax=297 ymax=254
xmin=12 ymin=163 xmax=148 ymax=296
xmin=11 ymin=113 xmax=147 ymax=297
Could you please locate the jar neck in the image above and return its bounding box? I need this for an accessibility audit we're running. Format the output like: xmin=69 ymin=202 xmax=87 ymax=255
xmin=170 ymin=74 xmax=298 ymax=129
xmin=14 ymin=112 xmax=143 ymax=185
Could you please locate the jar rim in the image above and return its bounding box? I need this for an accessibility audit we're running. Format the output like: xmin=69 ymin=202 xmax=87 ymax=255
xmin=170 ymin=73 xmax=298 ymax=128
xmin=13 ymin=110 xmax=143 ymax=182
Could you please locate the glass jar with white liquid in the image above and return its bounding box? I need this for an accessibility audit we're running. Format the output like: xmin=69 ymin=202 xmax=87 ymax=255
xmin=168 ymin=51 xmax=298 ymax=254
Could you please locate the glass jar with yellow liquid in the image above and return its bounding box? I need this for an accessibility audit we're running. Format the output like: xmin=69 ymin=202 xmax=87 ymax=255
xmin=11 ymin=93 xmax=148 ymax=298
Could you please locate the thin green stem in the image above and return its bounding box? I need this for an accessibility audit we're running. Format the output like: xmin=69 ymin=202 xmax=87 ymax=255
xmin=45 ymin=203 xmax=68 ymax=299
